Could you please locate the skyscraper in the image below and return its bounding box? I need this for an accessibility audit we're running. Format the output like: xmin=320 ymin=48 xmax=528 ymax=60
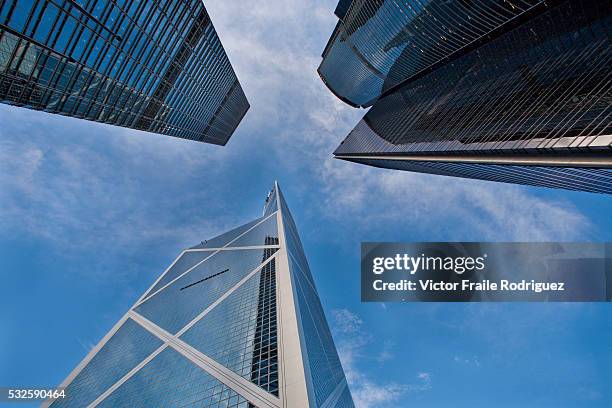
xmin=44 ymin=182 xmax=354 ymax=408
xmin=0 ymin=0 xmax=249 ymax=145
xmin=320 ymin=0 xmax=612 ymax=194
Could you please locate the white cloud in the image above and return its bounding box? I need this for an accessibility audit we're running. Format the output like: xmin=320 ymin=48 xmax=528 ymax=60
xmin=332 ymin=308 xmax=364 ymax=333
xmin=0 ymin=0 xmax=598 ymax=280
xmin=417 ymin=372 xmax=431 ymax=382
xmin=332 ymin=309 xmax=431 ymax=407
xmin=454 ymin=355 xmax=481 ymax=367
xmin=376 ymin=339 xmax=394 ymax=363
xmin=0 ymin=111 xmax=241 ymax=282
xmin=206 ymin=0 xmax=595 ymax=243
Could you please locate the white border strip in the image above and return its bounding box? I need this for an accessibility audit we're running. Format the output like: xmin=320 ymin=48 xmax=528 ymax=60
xmin=185 ymin=245 xmax=280 ymax=252
xmin=273 ymin=181 xmax=310 ymax=408
xmin=335 ymin=151 xmax=612 ymax=168
xmin=321 ymin=379 xmax=348 ymax=408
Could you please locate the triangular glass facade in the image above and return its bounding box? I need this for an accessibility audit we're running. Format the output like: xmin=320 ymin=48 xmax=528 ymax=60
xmin=98 ymin=348 xmax=250 ymax=408
xmin=135 ymin=249 xmax=272 ymax=334
xmin=50 ymin=319 xmax=163 ymax=408
xmin=181 ymin=258 xmax=279 ymax=395
xmin=144 ymin=251 xmax=217 ymax=298
xmin=228 ymin=215 xmax=279 ymax=248
xmin=48 ymin=183 xmax=353 ymax=408
xmin=190 ymin=217 xmax=266 ymax=249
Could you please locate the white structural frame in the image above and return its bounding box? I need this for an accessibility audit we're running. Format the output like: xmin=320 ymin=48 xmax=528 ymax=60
xmin=273 ymin=181 xmax=311 ymax=408
xmin=137 ymin=211 xmax=279 ymax=305
xmin=44 ymin=182 xmax=313 ymax=408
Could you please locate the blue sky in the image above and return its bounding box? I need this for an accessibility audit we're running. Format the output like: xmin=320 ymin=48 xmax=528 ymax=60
xmin=1 ymin=0 xmax=611 ymax=407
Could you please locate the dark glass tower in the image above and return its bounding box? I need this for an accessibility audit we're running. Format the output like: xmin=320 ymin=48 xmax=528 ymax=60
xmin=44 ymin=183 xmax=354 ymax=408
xmin=0 ymin=0 xmax=249 ymax=145
xmin=320 ymin=0 xmax=612 ymax=194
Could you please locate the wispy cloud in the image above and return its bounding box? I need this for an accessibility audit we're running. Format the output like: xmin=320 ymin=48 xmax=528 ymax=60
xmin=331 ymin=308 xmax=363 ymax=333
xmin=454 ymin=355 xmax=481 ymax=367
xmin=332 ymin=309 xmax=431 ymax=407
xmin=206 ymin=0 xmax=595 ymax=244
xmin=0 ymin=107 xmax=250 ymax=284
xmin=0 ymin=0 xmax=599 ymax=280
xmin=376 ymin=339 xmax=394 ymax=363
xmin=0 ymin=127 xmax=229 ymax=251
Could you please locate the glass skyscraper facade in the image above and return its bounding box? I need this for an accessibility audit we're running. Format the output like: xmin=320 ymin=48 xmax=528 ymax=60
xmin=320 ymin=0 xmax=612 ymax=194
xmin=0 ymin=0 xmax=249 ymax=145
xmin=44 ymin=183 xmax=354 ymax=408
